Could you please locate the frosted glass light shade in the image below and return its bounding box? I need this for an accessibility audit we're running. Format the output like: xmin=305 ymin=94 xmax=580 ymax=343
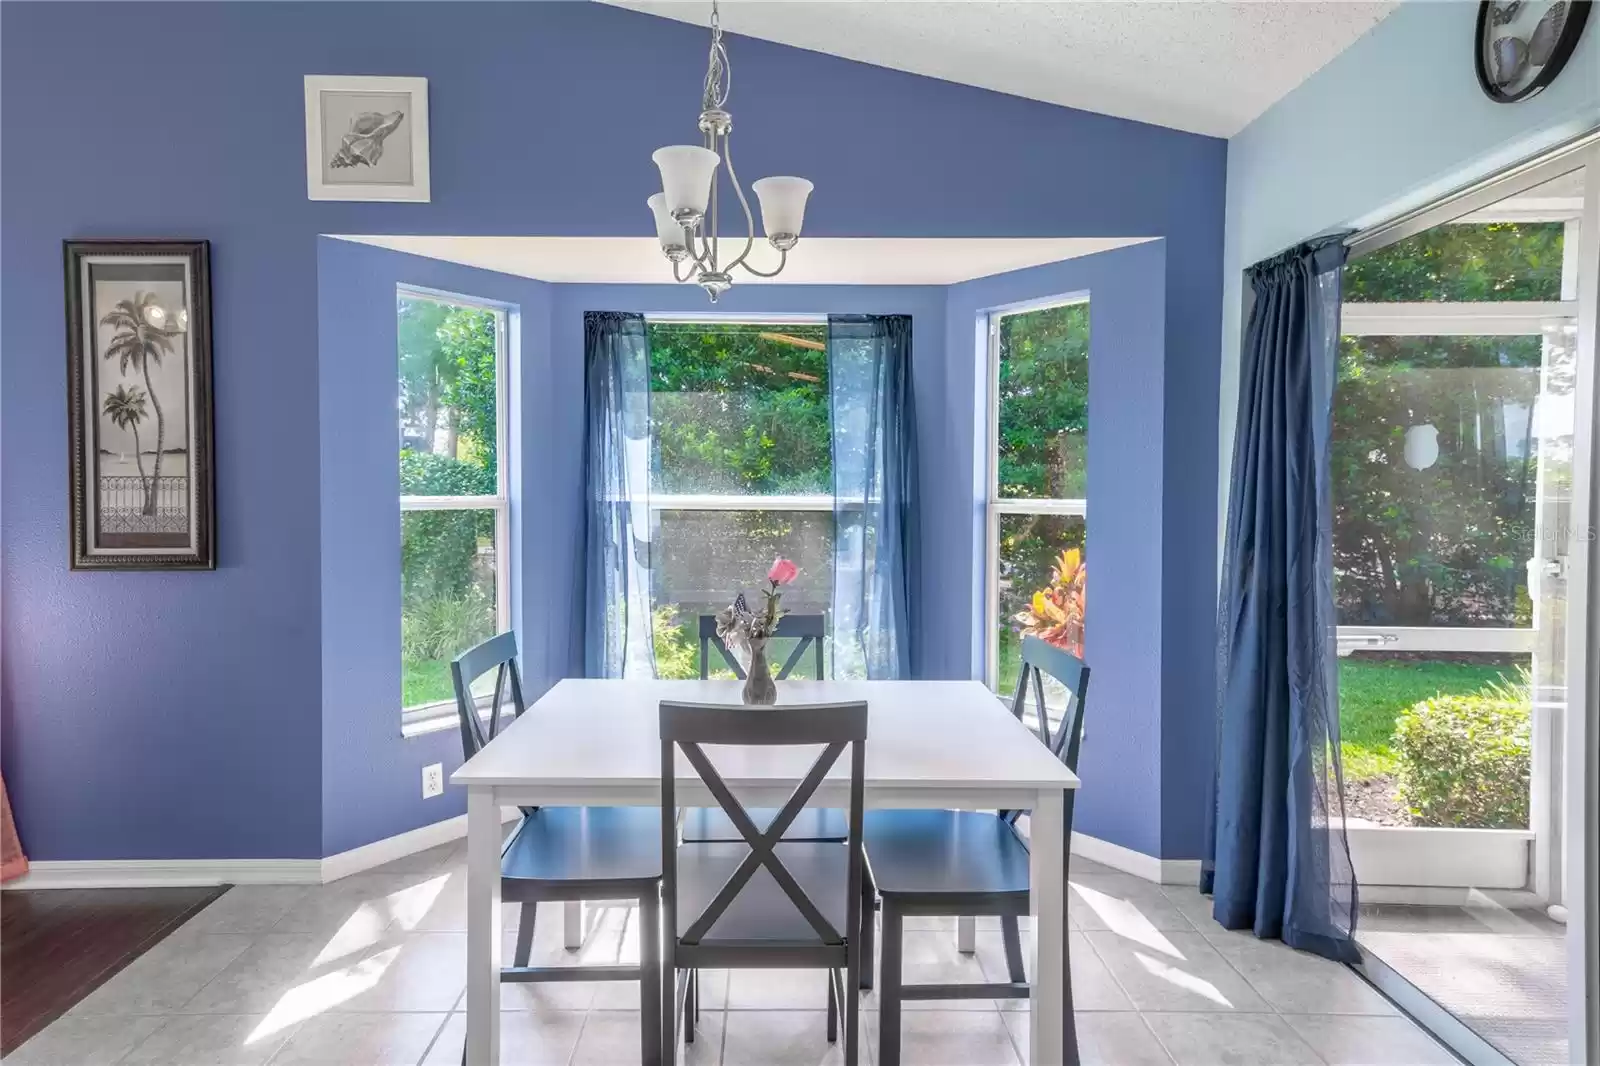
xmin=751 ymin=176 xmax=813 ymax=238
xmin=647 ymin=194 xmax=686 ymax=251
xmin=652 ymin=145 xmax=719 ymax=221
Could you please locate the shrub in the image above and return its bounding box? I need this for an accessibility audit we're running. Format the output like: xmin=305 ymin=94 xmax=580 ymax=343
xmin=1393 ymin=683 xmax=1530 ymax=829
xmin=402 ymin=590 xmax=494 ymax=663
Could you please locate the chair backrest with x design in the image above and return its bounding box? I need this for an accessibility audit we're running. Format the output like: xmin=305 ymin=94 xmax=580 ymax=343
xmin=659 ymin=700 xmax=866 ymax=967
xmin=450 ymin=631 xmax=527 ymax=761
xmin=1004 ymin=636 xmax=1090 ymax=828
xmin=698 ymin=613 xmax=827 ymax=681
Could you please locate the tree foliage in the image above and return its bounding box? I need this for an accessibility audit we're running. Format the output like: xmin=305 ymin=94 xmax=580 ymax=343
xmin=648 ymin=322 xmax=831 ymax=494
xmin=1333 ymin=222 xmax=1561 ymax=627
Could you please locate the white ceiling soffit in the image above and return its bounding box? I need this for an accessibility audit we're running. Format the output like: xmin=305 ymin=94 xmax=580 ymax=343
xmin=331 ymin=235 xmax=1155 ymax=285
xmin=600 ymin=0 xmax=1398 ymax=138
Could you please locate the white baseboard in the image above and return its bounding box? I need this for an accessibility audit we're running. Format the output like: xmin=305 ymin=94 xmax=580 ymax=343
xmin=1071 ymin=832 xmax=1201 ymax=886
xmin=320 ymin=813 xmax=471 ymax=882
xmin=4 ymin=810 xmax=523 ymax=890
xmin=2 ymin=859 xmax=322 ymax=890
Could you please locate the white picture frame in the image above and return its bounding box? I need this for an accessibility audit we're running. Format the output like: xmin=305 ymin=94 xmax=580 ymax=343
xmin=304 ymin=75 xmax=430 ymax=202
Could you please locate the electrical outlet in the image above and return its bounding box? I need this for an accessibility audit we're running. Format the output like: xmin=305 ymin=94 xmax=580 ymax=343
xmin=422 ymin=762 xmax=444 ymax=799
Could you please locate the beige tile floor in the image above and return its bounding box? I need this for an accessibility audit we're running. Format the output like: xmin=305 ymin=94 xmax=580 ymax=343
xmin=4 ymin=848 xmax=1454 ymax=1066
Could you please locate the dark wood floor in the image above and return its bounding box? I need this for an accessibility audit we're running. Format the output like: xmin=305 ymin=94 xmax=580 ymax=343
xmin=0 ymin=884 xmax=228 ymax=1054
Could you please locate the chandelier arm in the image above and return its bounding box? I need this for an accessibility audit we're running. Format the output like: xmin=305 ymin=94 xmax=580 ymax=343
xmin=684 ymin=225 xmax=715 ymax=270
xmin=672 ymin=257 xmax=695 ymax=284
xmin=720 ymin=132 xmax=760 ymax=275
xmin=737 ymin=245 xmax=789 ymax=279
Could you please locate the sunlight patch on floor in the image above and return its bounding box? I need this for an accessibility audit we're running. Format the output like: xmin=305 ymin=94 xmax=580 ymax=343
xmin=1070 ymin=882 xmax=1182 ymax=959
xmin=1134 ymin=950 xmax=1232 ymax=1007
xmin=248 ymin=945 xmax=403 ymax=1042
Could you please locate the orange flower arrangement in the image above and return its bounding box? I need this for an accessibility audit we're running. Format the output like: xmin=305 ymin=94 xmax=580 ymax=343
xmin=1014 ymin=548 xmax=1085 ymax=658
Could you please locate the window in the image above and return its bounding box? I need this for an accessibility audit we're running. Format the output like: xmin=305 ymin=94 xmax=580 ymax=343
xmin=398 ymin=289 xmax=509 ymax=722
xmin=986 ymin=298 xmax=1089 ymax=716
xmin=647 ymin=319 xmax=835 ymax=679
xmin=1333 ymin=169 xmax=1580 ymax=810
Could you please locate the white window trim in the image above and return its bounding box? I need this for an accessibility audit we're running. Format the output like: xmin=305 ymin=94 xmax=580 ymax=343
xmin=983 ymin=297 xmax=1090 ymax=693
xmin=399 ymin=288 xmax=513 ymax=731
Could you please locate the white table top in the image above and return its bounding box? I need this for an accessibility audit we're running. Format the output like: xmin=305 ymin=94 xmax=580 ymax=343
xmin=451 ymin=678 xmax=1079 ymax=795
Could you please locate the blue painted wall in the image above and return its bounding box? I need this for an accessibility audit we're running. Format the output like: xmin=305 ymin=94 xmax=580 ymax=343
xmin=316 ymin=238 xmax=554 ymax=856
xmin=1 ymin=1 xmax=1225 ymax=861
xmin=944 ymin=242 xmax=1198 ymax=858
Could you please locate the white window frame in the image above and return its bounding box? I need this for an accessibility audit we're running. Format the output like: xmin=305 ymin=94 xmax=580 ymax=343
xmin=1338 ymin=170 xmax=1586 ymax=907
xmin=643 ymin=316 xmax=836 ymax=673
xmin=984 ymin=295 xmax=1091 ymax=695
xmin=399 ymin=286 xmax=512 ymax=731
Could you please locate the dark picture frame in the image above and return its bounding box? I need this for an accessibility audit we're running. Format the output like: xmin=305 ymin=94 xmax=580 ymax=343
xmin=64 ymin=239 xmax=215 ymax=570
xmin=1475 ymin=0 xmax=1592 ymax=104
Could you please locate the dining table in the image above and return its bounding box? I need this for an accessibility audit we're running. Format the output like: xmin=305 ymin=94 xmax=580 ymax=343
xmin=451 ymin=678 xmax=1081 ymax=1065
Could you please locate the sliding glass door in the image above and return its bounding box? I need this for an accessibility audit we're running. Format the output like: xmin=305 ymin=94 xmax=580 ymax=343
xmin=1337 ymin=142 xmax=1598 ymax=1066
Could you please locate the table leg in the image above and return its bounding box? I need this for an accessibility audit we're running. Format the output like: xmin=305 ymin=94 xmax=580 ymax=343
xmin=1029 ymin=788 xmax=1067 ymax=1066
xmin=956 ymin=916 xmax=976 ymax=954
xmin=564 ymin=901 xmax=584 ymax=950
xmin=466 ymin=788 xmax=503 ymax=1065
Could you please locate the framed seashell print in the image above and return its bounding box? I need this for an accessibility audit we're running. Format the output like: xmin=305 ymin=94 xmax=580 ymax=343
xmin=64 ymin=240 xmax=216 ymax=570
xmin=1475 ymin=0 xmax=1591 ymax=103
xmin=303 ymin=75 xmax=430 ymax=201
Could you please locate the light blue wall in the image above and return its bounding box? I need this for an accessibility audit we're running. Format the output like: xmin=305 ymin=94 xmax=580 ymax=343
xmin=1220 ymin=0 xmax=1600 ymax=522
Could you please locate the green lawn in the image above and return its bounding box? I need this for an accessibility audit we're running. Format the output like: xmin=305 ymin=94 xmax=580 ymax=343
xmin=1338 ymin=658 xmax=1521 ymax=780
xmin=403 ymin=657 xmax=455 ymax=709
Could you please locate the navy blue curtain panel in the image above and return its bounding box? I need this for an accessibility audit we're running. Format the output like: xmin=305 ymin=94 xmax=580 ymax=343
xmin=583 ymin=311 xmax=655 ymax=679
xmin=1204 ymin=236 xmax=1358 ymax=962
xmin=827 ymin=314 xmax=918 ymax=680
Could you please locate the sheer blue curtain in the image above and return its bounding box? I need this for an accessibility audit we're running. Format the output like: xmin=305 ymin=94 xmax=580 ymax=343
xmin=583 ymin=311 xmax=656 ymax=679
xmin=1204 ymin=236 xmax=1358 ymax=962
xmin=828 ymin=314 xmax=917 ymax=679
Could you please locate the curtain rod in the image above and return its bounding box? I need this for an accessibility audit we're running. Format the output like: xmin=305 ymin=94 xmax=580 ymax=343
xmin=1344 ymin=125 xmax=1600 ymax=253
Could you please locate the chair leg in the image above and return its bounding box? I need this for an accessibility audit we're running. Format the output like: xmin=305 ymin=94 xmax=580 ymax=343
xmin=684 ymin=970 xmax=696 ymax=1043
xmin=513 ymin=902 xmax=537 ymax=968
xmin=1000 ymin=914 xmax=1027 ymax=985
xmin=845 ymin=924 xmax=861 ymax=1066
xmin=638 ymin=890 xmax=662 ymax=1066
xmin=879 ymin=902 xmax=903 ymax=1066
xmin=826 ymin=969 xmax=838 ymax=1043
xmin=859 ymin=871 xmax=876 ymax=990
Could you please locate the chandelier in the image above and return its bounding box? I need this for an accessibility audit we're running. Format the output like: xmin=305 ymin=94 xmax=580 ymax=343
xmin=647 ymin=0 xmax=814 ymax=302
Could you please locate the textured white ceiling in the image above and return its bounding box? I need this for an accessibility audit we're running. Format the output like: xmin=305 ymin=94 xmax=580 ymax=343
xmin=333 ymin=235 xmax=1153 ymax=284
xmin=600 ymin=0 xmax=1398 ymax=138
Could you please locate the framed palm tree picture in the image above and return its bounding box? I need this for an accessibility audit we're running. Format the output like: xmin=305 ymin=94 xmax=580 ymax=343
xmin=64 ymin=240 xmax=215 ymax=569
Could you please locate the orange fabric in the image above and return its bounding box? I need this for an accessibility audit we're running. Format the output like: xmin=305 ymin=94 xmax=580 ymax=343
xmin=1 ymin=772 xmax=27 ymax=883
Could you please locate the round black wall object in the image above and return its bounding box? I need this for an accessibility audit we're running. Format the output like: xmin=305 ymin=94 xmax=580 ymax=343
xmin=1476 ymin=0 xmax=1591 ymax=103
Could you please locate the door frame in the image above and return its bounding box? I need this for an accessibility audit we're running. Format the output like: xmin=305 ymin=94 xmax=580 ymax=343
xmin=1342 ymin=134 xmax=1600 ymax=1065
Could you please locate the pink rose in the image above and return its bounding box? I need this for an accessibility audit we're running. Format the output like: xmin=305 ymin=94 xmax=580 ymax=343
xmin=767 ymin=557 xmax=798 ymax=585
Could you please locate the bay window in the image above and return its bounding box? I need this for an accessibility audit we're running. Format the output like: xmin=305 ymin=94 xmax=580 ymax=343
xmin=647 ymin=318 xmax=834 ymax=679
xmin=986 ymin=298 xmax=1090 ymax=720
xmin=397 ymin=288 xmax=510 ymax=722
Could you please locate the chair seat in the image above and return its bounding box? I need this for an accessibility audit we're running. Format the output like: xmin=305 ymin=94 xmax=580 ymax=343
xmin=681 ymin=806 xmax=850 ymax=843
xmin=862 ymin=810 xmax=1031 ymax=899
xmin=501 ymin=807 xmax=661 ymax=884
xmin=676 ymin=841 xmax=852 ymax=943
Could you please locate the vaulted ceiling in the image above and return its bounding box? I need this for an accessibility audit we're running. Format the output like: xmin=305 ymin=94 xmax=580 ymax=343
xmin=602 ymin=0 xmax=1399 ymax=138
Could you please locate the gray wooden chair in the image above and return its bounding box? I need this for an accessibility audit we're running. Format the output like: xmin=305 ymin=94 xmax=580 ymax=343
xmin=683 ymin=613 xmax=847 ymax=845
xmin=860 ymin=636 xmax=1088 ymax=1066
xmin=452 ymin=633 xmax=663 ymax=1066
xmin=659 ymin=699 xmax=867 ymax=1066
xmin=697 ymin=611 xmax=826 ymax=681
